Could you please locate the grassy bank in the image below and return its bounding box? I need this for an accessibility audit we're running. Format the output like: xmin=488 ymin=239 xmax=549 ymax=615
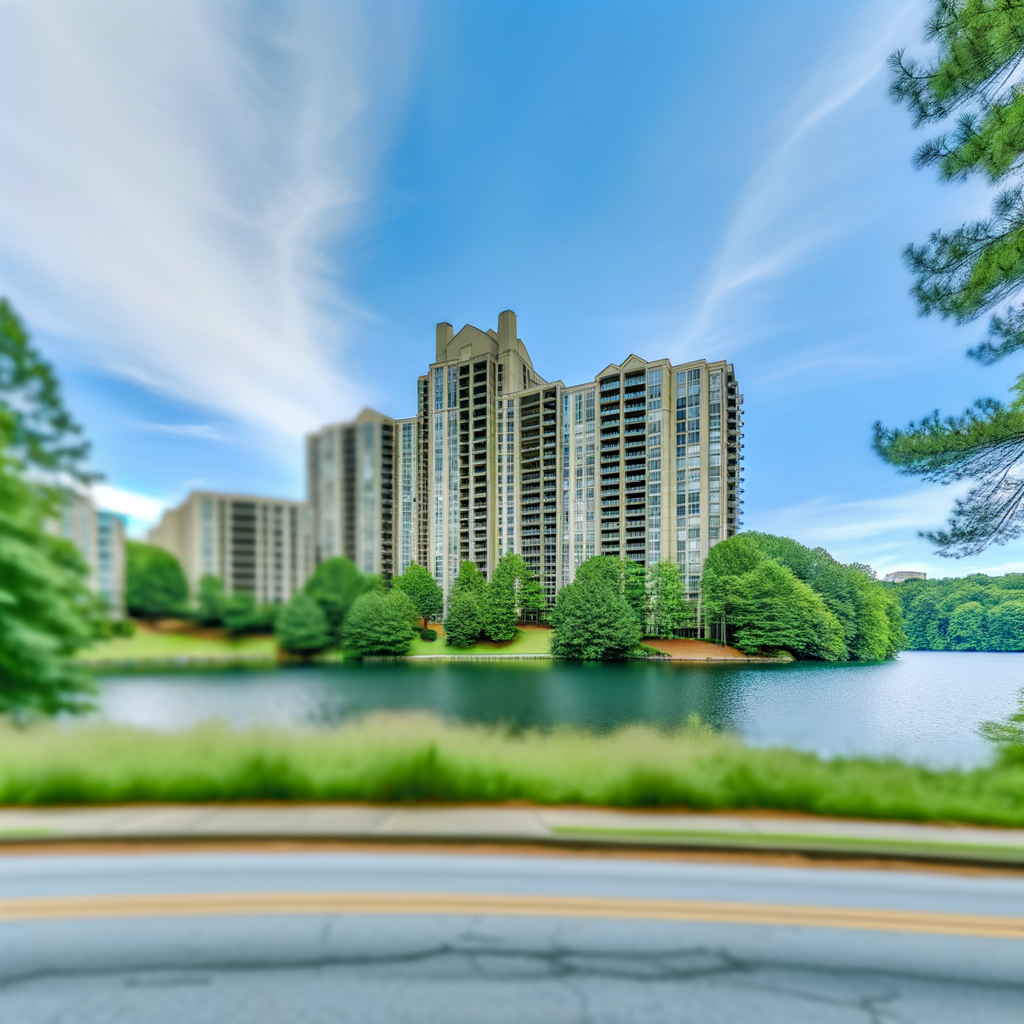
xmin=78 ymin=629 xmax=278 ymax=665
xmin=2 ymin=715 xmax=1023 ymax=826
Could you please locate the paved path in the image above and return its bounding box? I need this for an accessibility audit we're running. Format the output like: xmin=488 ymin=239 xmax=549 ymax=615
xmin=2 ymin=804 xmax=1024 ymax=865
xmin=1 ymin=850 xmax=1022 ymax=1022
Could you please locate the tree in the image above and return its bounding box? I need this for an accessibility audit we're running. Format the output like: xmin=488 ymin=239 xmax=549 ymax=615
xmin=196 ymin=574 xmax=224 ymax=627
xmin=729 ymin=560 xmax=846 ymax=661
xmin=220 ymin=592 xmax=275 ymax=636
xmin=275 ymin=592 xmax=331 ymax=655
xmin=0 ymin=300 xmax=94 ymax=481
xmin=304 ymin=557 xmax=369 ymax=635
xmin=479 ymin=552 xmax=540 ymax=642
xmin=341 ymin=589 xmax=418 ymax=656
xmin=451 ymin=560 xmax=486 ymax=602
xmin=646 ymin=560 xmax=692 ymax=638
xmin=481 ymin=572 xmax=517 ymax=642
xmin=126 ymin=541 xmax=189 ymax=618
xmin=444 ymin=591 xmax=483 ymax=648
xmin=0 ymin=412 xmax=94 ymax=716
xmin=894 ymin=571 xmax=1024 ymax=650
xmin=877 ymin=5 xmax=1024 ymax=555
xmin=987 ymin=599 xmax=1024 ymax=651
xmin=549 ymin=574 xmax=641 ymax=660
xmin=494 ymin=552 xmax=544 ymax=621
xmin=391 ymin=563 xmax=443 ymax=628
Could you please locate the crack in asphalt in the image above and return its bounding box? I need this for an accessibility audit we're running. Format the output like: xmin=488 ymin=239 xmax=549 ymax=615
xmin=1 ymin=938 xmax=1020 ymax=1000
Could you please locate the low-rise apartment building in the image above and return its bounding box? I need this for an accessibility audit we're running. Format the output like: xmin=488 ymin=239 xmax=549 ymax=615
xmin=148 ymin=491 xmax=312 ymax=604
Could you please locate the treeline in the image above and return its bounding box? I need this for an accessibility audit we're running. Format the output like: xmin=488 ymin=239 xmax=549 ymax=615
xmin=701 ymin=532 xmax=905 ymax=661
xmin=895 ymin=574 xmax=1024 ymax=652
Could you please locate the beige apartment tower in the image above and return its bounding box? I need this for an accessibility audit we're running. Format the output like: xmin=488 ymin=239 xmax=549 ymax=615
xmin=148 ymin=491 xmax=312 ymax=604
xmin=307 ymin=310 xmax=743 ymax=605
xmin=49 ymin=490 xmax=127 ymax=615
xmin=306 ymin=408 xmax=424 ymax=579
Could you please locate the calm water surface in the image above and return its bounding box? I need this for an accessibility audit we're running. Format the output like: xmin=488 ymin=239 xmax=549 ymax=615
xmin=93 ymin=652 xmax=1024 ymax=768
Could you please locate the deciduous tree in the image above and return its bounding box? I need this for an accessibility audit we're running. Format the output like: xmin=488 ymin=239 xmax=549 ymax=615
xmin=549 ymin=573 xmax=641 ymax=660
xmin=275 ymin=592 xmax=331 ymax=656
xmin=391 ymin=563 xmax=443 ymax=628
xmin=341 ymin=589 xmax=418 ymax=656
xmin=304 ymin=557 xmax=369 ymax=635
xmin=126 ymin=541 xmax=189 ymax=619
xmin=196 ymin=574 xmax=224 ymax=627
xmin=646 ymin=560 xmax=692 ymax=638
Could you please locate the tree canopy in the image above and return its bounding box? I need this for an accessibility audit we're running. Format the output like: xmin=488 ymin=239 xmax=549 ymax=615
xmin=391 ymin=563 xmax=443 ymax=627
xmin=701 ymin=533 xmax=905 ymax=661
xmin=275 ymin=592 xmax=332 ymax=655
xmin=304 ymin=557 xmax=371 ymax=636
xmin=0 ymin=300 xmax=94 ymax=482
xmin=895 ymin=571 xmax=1024 ymax=650
xmin=0 ymin=412 xmax=95 ymax=715
xmin=125 ymin=541 xmax=189 ymax=619
xmin=878 ymin=3 xmax=1024 ymax=555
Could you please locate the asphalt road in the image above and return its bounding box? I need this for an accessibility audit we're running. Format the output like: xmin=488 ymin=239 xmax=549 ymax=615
xmin=1 ymin=850 xmax=1022 ymax=1022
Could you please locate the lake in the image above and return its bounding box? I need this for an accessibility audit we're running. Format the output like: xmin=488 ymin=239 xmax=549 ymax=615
xmin=91 ymin=651 xmax=1024 ymax=769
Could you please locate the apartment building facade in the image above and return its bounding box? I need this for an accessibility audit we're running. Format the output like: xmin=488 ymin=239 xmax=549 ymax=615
xmin=148 ymin=491 xmax=312 ymax=604
xmin=50 ymin=490 xmax=127 ymax=615
xmin=307 ymin=310 xmax=743 ymax=603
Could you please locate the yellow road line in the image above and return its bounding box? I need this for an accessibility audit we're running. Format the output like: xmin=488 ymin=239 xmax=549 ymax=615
xmin=0 ymin=892 xmax=1021 ymax=939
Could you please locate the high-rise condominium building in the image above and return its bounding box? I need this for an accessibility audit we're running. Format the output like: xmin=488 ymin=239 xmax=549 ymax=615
xmin=49 ymin=490 xmax=127 ymax=615
xmin=307 ymin=310 xmax=743 ymax=603
xmin=148 ymin=491 xmax=312 ymax=604
xmin=306 ymin=408 xmax=425 ymax=578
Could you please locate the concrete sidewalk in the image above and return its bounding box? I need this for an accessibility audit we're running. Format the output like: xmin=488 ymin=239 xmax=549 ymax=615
xmin=2 ymin=805 xmax=1024 ymax=866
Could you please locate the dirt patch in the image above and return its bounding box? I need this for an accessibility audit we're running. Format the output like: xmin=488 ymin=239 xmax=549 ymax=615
xmin=643 ymin=638 xmax=760 ymax=661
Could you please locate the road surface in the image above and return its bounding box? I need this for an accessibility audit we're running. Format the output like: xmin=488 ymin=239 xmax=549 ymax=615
xmin=1 ymin=849 xmax=1021 ymax=1022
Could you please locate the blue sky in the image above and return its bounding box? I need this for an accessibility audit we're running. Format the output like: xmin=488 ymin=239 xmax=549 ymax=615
xmin=1 ymin=0 xmax=1020 ymax=578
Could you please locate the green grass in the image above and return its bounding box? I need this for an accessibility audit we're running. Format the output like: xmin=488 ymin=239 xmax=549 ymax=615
xmin=407 ymin=628 xmax=553 ymax=657
xmin=78 ymin=631 xmax=278 ymax=664
xmin=2 ymin=714 xmax=1024 ymax=827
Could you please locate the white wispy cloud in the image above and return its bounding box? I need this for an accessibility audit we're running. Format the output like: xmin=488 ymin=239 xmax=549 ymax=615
xmin=91 ymin=482 xmax=169 ymax=533
xmin=124 ymin=419 xmax=233 ymax=442
xmin=675 ymin=0 xmax=927 ymax=359
xmin=0 ymin=1 xmax=414 ymax=445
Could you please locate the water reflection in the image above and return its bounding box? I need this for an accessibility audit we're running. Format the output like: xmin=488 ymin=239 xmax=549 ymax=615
xmin=94 ymin=652 xmax=1024 ymax=768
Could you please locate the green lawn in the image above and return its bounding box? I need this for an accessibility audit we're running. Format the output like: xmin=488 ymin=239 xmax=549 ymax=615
xmin=78 ymin=630 xmax=278 ymax=664
xmin=407 ymin=628 xmax=552 ymax=657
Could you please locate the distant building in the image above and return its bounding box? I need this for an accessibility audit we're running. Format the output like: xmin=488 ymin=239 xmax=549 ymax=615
xmin=148 ymin=491 xmax=312 ymax=605
xmin=307 ymin=412 xmax=416 ymax=584
xmin=883 ymin=570 xmax=927 ymax=583
xmin=49 ymin=490 xmax=126 ymax=615
xmin=307 ymin=310 xmax=744 ymax=602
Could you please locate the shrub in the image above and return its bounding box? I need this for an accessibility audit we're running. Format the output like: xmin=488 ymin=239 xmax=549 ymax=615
xmin=342 ymin=589 xmax=418 ymax=656
xmin=420 ymin=628 xmax=438 ymax=642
